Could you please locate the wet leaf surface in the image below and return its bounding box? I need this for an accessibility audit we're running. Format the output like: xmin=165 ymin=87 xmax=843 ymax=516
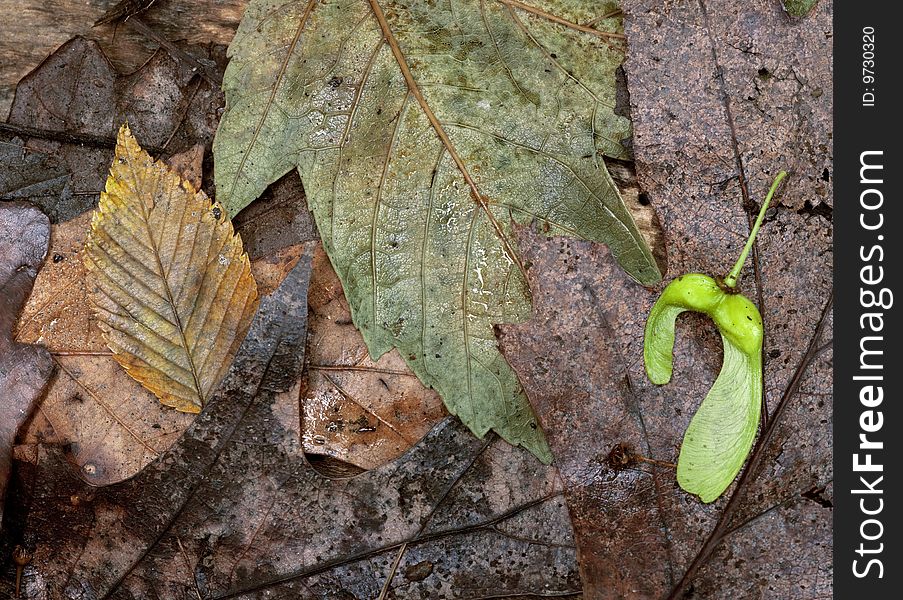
xmin=214 ymin=0 xmax=664 ymax=461
xmin=5 ymin=36 xmax=227 ymax=223
xmin=0 ymin=137 xmax=73 ymax=220
xmin=501 ymin=0 xmax=833 ymax=597
xmin=302 ymin=244 xmax=448 ymax=470
xmin=0 ymin=203 xmax=54 ymax=525
xmin=1 ymin=0 xmax=834 ymax=595
xmin=0 ymin=0 xmax=246 ymax=118
xmin=2 ymin=246 xmax=582 ymax=599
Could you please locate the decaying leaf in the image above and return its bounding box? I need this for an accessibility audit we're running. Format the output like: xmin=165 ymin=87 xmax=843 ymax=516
xmin=0 ymin=137 xmax=73 ymax=220
xmin=502 ymin=0 xmax=833 ymax=595
xmin=14 ymin=148 xmax=316 ymax=484
xmin=5 ymin=36 xmax=227 ymax=224
xmin=84 ymin=124 xmax=259 ymax=413
xmin=783 ymin=0 xmax=819 ymax=17
xmin=0 ymin=202 xmax=54 ymax=524
xmin=303 ymin=244 xmax=448 ymax=469
xmin=214 ymin=0 xmax=662 ymax=462
xmin=3 ymin=250 xmax=581 ymax=599
xmin=15 ymin=211 xmax=197 ymax=486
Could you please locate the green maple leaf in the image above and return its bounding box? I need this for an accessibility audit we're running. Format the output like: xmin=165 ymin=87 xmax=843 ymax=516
xmin=213 ymin=0 xmax=661 ymax=462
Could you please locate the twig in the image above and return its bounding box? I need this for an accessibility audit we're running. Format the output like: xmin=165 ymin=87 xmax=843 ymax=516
xmin=0 ymin=123 xmax=163 ymax=154
xmin=125 ymin=18 xmax=221 ymax=86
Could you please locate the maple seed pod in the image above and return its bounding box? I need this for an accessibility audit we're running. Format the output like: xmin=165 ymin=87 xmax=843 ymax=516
xmin=643 ymin=171 xmax=786 ymax=503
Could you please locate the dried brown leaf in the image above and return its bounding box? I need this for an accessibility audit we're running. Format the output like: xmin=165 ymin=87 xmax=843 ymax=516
xmin=0 ymin=202 xmax=54 ymax=523
xmin=302 ymin=244 xmax=447 ymax=469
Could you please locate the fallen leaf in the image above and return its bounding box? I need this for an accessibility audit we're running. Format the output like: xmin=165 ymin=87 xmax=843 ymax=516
xmin=84 ymin=124 xmax=259 ymax=413
xmin=215 ymin=0 xmax=663 ymax=462
xmin=0 ymin=202 xmax=53 ymax=524
xmin=13 ymin=146 xmax=318 ymax=485
xmin=501 ymin=0 xmax=833 ymax=596
xmin=302 ymin=244 xmax=448 ymax=469
xmin=4 ymin=248 xmax=581 ymax=599
xmin=228 ymin=169 xmax=447 ymax=465
xmin=0 ymin=137 xmax=73 ymax=220
xmin=4 ymin=36 xmax=226 ymax=223
xmin=14 ymin=210 xmax=198 ymax=486
xmin=165 ymin=143 xmax=205 ymax=189
xmin=0 ymin=0 xmax=244 ymax=117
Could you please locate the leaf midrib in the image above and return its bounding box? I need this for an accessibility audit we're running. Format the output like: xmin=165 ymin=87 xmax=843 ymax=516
xmin=365 ymin=0 xmax=527 ymax=280
xmin=124 ymin=154 xmax=206 ymax=407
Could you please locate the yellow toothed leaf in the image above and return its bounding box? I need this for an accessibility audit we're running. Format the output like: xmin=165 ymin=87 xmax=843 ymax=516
xmin=84 ymin=124 xmax=259 ymax=413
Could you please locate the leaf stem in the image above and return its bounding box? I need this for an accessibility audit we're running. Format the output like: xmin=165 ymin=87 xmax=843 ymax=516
xmin=723 ymin=171 xmax=787 ymax=288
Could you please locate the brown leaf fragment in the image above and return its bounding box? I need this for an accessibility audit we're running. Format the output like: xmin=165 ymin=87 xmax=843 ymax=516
xmin=501 ymin=0 xmax=832 ymax=596
xmin=4 ymin=244 xmax=580 ymax=598
xmin=1 ymin=1 xmax=243 ymax=117
xmin=0 ymin=202 xmax=53 ymax=524
xmin=5 ymin=36 xmax=227 ymax=224
xmin=302 ymin=244 xmax=448 ymax=469
xmin=232 ymin=170 xmax=318 ymax=263
xmin=0 ymin=136 xmax=73 ymax=220
xmin=84 ymin=124 xmax=259 ymax=413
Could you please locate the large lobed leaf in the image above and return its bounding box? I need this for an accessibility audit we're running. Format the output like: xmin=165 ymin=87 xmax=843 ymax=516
xmin=85 ymin=125 xmax=259 ymax=413
xmin=214 ymin=0 xmax=662 ymax=461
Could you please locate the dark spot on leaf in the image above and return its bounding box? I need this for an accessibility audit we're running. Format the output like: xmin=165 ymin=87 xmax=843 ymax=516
xmin=405 ymin=560 xmax=434 ymax=582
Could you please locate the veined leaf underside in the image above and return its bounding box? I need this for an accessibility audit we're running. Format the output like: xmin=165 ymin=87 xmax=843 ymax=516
xmin=214 ymin=0 xmax=661 ymax=461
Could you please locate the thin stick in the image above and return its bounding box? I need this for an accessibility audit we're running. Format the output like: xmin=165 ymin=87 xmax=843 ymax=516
xmin=634 ymin=455 xmax=677 ymax=469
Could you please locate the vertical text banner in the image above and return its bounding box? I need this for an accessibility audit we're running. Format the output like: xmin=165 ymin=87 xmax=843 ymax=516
xmin=835 ymin=0 xmax=901 ymax=596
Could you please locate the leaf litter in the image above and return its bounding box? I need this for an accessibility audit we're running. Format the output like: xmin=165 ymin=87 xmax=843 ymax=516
xmin=214 ymin=0 xmax=664 ymax=461
xmin=3 ymin=247 xmax=582 ymax=599
xmin=6 ymin=36 xmax=439 ymax=485
xmin=500 ymin=0 xmax=833 ymax=597
xmin=0 ymin=0 xmax=834 ymax=596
